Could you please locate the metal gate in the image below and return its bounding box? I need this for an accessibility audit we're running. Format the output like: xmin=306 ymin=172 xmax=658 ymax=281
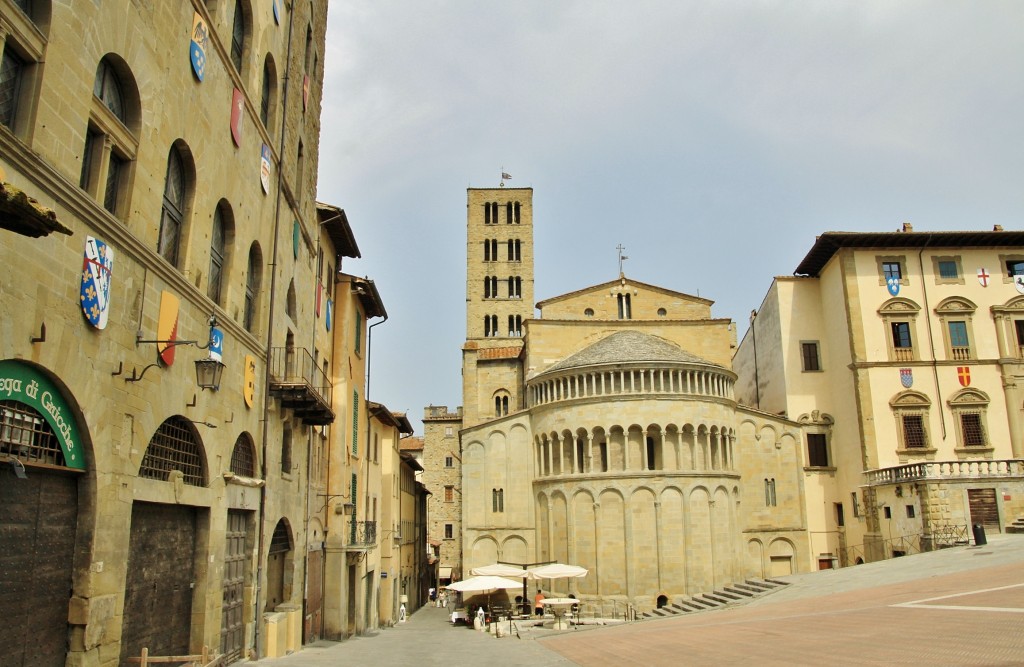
xmin=120 ymin=502 xmax=198 ymax=664
xmin=968 ymin=488 xmax=1000 ymax=528
xmin=304 ymin=548 xmax=323 ymax=643
xmin=0 ymin=466 xmax=77 ymax=667
xmin=220 ymin=510 xmax=251 ymax=663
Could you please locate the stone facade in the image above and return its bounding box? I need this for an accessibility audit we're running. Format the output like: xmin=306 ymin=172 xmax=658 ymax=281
xmin=453 ymin=187 xmax=810 ymax=613
xmin=421 ymin=405 xmax=465 ymax=583
xmin=0 ymin=3 xmax=426 ymax=665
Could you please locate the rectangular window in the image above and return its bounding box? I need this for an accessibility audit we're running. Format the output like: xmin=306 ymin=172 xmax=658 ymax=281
xmin=938 ymin=260 xmax=958 ymax=280
xmin=948 ymin=321 xmax=969 ymax=347
xmin=1007 ymin=260 xmax=1024 ymax=277
xmin=906 ymin=504 xmax=916 ymax=519
xmin=883 ymin=506 xmax=892 ymax=519
xmin=835 ymin=502 xmax=845 ymax=527
xmin=104 ymin=152 xmax=125 ymax=214
xmin=902 ymin=414 xmax=927 ymax=449
xmin=351 ymin=390 xmax=359 ymax=455
xmin=892 ymin=322 xmax=912 ymax=349
xmin=0 ymin=47 xmax=25 ymax=129
xmin=444 ymin=485 xmax=453 ymax=502
xmin=764 ymin=478 xmax=777 ymax=507
xmin=445 ymin=426 xmax=453 ymax=437
xmin=1015 ymin=320 xmax=1024 ymax=347
xmin=807 ymin=433 xmax=829 ymax=467
xmin=851 ymin=492 xmax=861 ymax=518
xmin=444 ymin=523 xmax=453 ymax=539
xmin=445 ymin=455 xmax=454 ymax=468
xmin=960 ymin=413 xmax=985 ymax=446
xmin=882 ymin=262 xmax=902 ymax=281
xmin=801 ymin=341 xmax=821 ymax=372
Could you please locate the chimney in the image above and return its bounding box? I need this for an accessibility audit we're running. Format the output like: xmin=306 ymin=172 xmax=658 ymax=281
xmin=994 ymin=225 xmax=1004 ymax=232
xmin=902 ymin=222 xmax=914 ymax=233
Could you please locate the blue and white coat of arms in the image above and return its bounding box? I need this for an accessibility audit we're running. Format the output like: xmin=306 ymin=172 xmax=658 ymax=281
xmin=81 ymin=236 xmax=114 ymax=330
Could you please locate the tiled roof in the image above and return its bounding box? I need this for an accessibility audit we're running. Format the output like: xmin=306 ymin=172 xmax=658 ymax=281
xmin=479 ymin=346 xmax=521 ymax=360
xmin=542 ymin=331 xmax=714 ymax=374
xmin=400 ymin=436 xmax=424 ymax=451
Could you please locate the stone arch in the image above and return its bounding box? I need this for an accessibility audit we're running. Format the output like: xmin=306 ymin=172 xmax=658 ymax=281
xmin=597 ymin=489 xmax=626 ymax=595
xmin=139 ymin=415 xmax=207 ymax=486
xmin=501 ymin=535 xmax=528 ymax=565
xmin=469 ymin=535 xmax=499 ymax=571
xmin=767 ymin=537 xmax=797 ymax=577
xmin=266 ymin=517 xmax=295 ymax=611
xmin=746 ymin=538 xmax=766 ymax=579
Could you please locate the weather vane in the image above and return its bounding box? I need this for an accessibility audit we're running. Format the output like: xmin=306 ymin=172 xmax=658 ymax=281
xmin=617 ymin=244 xmax=629 ymax=276
xmin=500 ymin=169 xmax=511 ymax=187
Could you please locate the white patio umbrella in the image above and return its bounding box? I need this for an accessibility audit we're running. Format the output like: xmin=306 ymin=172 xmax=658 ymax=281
xmin=527 ymin=563 xmax=588 ymax=579
xmin=445 ymin=575 xmax=525 ymax=593
xmin=470 ymin=563 xmax=529 ymax=578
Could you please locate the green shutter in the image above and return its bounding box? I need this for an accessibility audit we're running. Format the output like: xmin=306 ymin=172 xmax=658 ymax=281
xmin=352 ymin=389 xmax=359 ymax=455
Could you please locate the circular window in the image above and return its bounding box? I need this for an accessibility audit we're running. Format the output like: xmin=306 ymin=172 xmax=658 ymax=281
xmin=657 ymin=308 xmax=667 ymax=317
xmin=584 ymin=308 xmax=594 ymax=317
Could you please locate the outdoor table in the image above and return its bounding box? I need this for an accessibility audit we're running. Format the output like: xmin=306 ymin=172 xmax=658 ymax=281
xmin=450 ymin=609 xmax=468 ymax=624
xmin=540 ymin=598 xmax=578 ymax=630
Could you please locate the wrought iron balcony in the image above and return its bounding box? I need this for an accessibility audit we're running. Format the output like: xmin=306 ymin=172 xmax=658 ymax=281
xmin=347 ymin=520 xmax=377 ymax=550
xmin=268 ymin=347 xmax=334 ymax=425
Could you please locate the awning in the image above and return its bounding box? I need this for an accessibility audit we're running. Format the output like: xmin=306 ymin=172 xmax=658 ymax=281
xmin=0 ymin=181 xmax=72 ymax=237
xmin=439 ymin=566 xmax=452 ymax=579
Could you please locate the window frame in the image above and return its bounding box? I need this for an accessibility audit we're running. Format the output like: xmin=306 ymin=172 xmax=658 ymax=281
xmin=879 ymin=298 xmax=921 ymax=362
xmin=934 ymin=297 xmax=977 ymax=362
xmin=891 ymin=390 xmax=934 ymax=455
xmin=932 ymin=255 xmax=964 ymax=285
xmin=158 ymin=146 xmax=187 ymax=266
xmin=948 ymin=388 xmax=993 ymax=454
xmin=876 ymin=255 xmax=908 ymax=288
xmin=800 ymin=340 xmax=821 ymax=372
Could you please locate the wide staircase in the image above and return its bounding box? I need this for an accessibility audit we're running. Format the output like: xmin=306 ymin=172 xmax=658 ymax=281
xmin=1007 ymin=516 xmax=1024 ymax=534
xmin=641 ymin=579 xmax=789 ymax=620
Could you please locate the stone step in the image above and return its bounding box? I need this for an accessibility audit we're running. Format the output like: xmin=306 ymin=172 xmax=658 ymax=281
xmin=721 ymin=586 xmax=755 ymax=597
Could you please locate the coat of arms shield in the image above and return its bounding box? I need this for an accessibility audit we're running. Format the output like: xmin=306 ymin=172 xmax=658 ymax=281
xmin=81 ymin=236 xmax=114 ymax=329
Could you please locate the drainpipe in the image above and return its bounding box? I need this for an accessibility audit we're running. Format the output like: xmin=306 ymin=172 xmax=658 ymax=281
xmin=361 ymin=303 xmax=387 ymax=631
xmin=254 ymin=2 xmax=298 ymax=656
xmin=917 ymin=245 xmax=945 ymax=439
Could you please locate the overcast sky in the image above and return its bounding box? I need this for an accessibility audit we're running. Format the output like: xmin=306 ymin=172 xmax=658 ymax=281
xmin=317 ymin=1 xmax=1024 ymax=434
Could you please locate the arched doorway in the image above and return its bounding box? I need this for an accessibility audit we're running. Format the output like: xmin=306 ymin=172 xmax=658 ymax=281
xmin=0 ymin=360 xmax=89 ymax=667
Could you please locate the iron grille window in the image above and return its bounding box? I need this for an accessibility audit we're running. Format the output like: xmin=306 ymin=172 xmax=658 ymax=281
xmin=230 ymin=434 xmax=256 ymax=477
xmin=902 ymin=414 xmax=927 ymax=449
xmin=140 ymin=416 xmax=205 ymax=486
xmin=0 ymin=400 xmax=64 ymax=466
xmin=269 ymin=520 xmax=291 ymax=554
xmin=960 ymin=413 xmax=985 ymax=446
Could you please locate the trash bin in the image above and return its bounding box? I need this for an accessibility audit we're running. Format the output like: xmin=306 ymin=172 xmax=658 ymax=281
xmin=971 ymin=523 xmax=987 ymax=546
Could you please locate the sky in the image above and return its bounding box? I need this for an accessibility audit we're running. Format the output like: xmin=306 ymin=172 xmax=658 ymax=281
xmin=316 ymin=1 xmax=1024 ymax=435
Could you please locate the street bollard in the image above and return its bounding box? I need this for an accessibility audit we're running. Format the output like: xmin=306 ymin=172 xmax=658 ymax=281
xmin=971 ymin=523 xmax=987 ymax=546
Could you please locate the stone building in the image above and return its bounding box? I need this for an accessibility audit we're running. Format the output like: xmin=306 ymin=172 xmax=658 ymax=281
xmin=0 ymin=2 xmax=422 ymax=665
xmin=420 ymin=405 xmax=464 ymax=586
xmin=429 ymin=187 xmax=811 ymax=613
xmin=734 ymin=225 xmax=1024 ymax=565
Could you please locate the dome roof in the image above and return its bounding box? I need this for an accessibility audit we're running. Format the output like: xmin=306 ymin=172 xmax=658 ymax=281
xmin=541 ymin=331 xmax=716 ymax=375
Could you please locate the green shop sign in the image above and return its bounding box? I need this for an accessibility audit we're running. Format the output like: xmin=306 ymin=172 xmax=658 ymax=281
xmin=0 ymin=360 xmax=86 ymax=470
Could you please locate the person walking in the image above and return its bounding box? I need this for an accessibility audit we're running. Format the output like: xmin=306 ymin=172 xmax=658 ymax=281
xmin=533 ymin=589 xmax=545 ymax=617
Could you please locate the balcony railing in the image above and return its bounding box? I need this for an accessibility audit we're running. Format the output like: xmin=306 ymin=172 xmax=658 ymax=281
xmin=347 ymin=520 xmax=377 ymax=549
xmin=892 ymin=347 xmax=914 ymax=362
xmin=864 ymin=459 xmax=1024 ymax=486
xmin=950 ymin=346 xmax=972 ymax=361
xmin=267 ymin=347 xmax=334 ymax=425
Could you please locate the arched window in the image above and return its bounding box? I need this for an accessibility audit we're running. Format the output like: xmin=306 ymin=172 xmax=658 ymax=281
xmin=505 ymin=201 xmax=512 ymax=224
xmin=80 ymin=56 xmax=139 ymax=217
xmin=244 ymin=243 xmax=262 ymax=332
xmin=230 ymin=433 xmax=257 ymax=477
xmin=208 ymin=202 xmax=231 ymax=304
xmin=139 ymin=416 xmax=206 ymax=486
xmin=286 ymin=279 xmax=297 ymax=320
xmin=231 ymin=0 xmax=246 ymax=72
xmin=265 ymin=519 xmax=292 ymax=611
xmin=514 ymin=201 xmax=521 ymax=223
xmin=948 ymin=388 xmax=991 ymax=451
xmin=260 ymin=56 xmax=274 ymax=128
xmin=158 ymin=146 xmax=187 ymax=266
xmin=890 ymin=391 xmax=932 ymax=453
xmin=1 ymin=399 xmax=65 ymax=467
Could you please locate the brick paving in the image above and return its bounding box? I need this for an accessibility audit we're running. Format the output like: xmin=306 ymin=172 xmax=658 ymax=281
xmin=257 ymin=536 xmax=1024 ymax=667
